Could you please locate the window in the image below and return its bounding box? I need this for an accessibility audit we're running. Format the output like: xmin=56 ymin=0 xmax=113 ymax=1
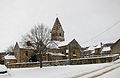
xmin=61 ymin=52 xmax=64 ymax=54
xmin=59 ymin=33 xmax=61 ymax=36
xmin=66 ymin=53 xmax=68 ymax=55
xmin=73 ymin=50 xmax=76 ymax=54
xmin=52 ymin=34 xmax=55 ymax=36
xmin=25 ymin=51 xmax=28 ymax=56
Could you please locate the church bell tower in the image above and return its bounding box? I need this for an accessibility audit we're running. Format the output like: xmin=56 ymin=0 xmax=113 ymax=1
xmin=51 ymin=17 xmax=65 ymax=42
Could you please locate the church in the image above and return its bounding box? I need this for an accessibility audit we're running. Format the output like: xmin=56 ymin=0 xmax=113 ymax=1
xmin=13 ymin=17 xmax=82 ymax=63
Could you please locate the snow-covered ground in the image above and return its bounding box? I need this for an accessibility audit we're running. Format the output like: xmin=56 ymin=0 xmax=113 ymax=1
xmin=98 ymin=67 xmax=120 ymax=78
xmin=0 ymin=59 xmax=120 ymax=78
xmin=0 ymin=64 xmax=7 ymax=72
xmin=77 ymin=59 xmax=120 ymax=78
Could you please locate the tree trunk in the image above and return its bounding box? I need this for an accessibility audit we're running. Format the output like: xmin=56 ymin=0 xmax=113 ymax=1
xmin=39 ymin=50 xmax=42 ymax=68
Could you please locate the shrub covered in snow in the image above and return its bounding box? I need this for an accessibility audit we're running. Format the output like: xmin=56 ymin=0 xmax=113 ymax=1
xmin=0 ymin=64 xmax=7 ymax=74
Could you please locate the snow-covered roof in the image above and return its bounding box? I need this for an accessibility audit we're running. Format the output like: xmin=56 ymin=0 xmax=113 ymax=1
xmin=102 ymin=47 xmax=111 ymax=52
xmin=4 ymin=55 xmax=16 ymax=60
xmin=18 ymin=42 xmax=26 ymax=48
xmin=91 ymin=50 xmax=95 ymax=54
xmin=85 ymin=46 xmax=95 ymax=51
xmin=54 ymin=41 xmax=68 ymax=47
xmin=0 ymin=64 xmax=7 ymax=72
xmin=47 ymin=41 xmax=59 ymax=49
xmin=17 ymin=42 xmax=34 ymax=49
xmin=46 ymin=40 xmax=69 ymax=49
xmin=95 ymin=45 xmax=101 ymax=49
xmin=46 ymin=52 xmax=65 ymax=56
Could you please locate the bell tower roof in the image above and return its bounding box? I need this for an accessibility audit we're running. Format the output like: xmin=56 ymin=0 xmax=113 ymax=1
xmin=51 ymin=17 xmax=65 ymax=42
xmin=51 ymin=17 xmax=64 ymax=32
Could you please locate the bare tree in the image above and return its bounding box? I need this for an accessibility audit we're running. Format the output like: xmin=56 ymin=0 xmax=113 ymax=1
xmin=5 ymin=45 xmax=14 ymax=55
xmin=22 ymin=24 xmax=51 ymax=68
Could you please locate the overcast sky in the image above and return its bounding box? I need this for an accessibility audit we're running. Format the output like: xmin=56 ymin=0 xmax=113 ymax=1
xmin=0 ymin=0 xmax=120 ymax=51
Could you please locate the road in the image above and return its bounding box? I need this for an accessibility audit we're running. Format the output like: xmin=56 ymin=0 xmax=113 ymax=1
xmin=72 ymin=59 xmax=120 ymax=78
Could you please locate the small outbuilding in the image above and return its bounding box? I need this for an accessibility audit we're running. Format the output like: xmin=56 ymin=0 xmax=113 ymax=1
xmin=3 ymin=55 xmax=17 ymax=65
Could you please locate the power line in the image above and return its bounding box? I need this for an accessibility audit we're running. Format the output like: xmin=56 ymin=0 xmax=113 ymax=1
xmin=83 ymin=20 xmax=120 ymax=44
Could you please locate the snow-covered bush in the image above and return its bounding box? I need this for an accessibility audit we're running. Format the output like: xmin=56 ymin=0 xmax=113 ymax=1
xmin=0 ymin=64 xmax=7 ymax=74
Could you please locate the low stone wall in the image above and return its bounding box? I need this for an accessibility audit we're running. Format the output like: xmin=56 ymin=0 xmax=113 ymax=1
xmin=7 ymin=62 xmax=40 ymax=68
xmin=71 ymin=54 xmax=119 ymax=65
xmin=7 ymin=54 xmax=119 ymax=68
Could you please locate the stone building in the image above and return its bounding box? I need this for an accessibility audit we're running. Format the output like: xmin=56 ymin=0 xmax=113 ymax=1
xmin=59 ymin=39 xmax=81 ymax=59
xmin=82 ymin=43 xmax=113 ymax=57
xmin=101 ymin=43 xmax=113 ymax=55
xmin=46 ymin=17 xmax=81 ymax=60
xmin=67 ymin=39 xmax=81 ymax=59
xmin=0 ymin=52 xmax=6 ymax=64
xmin=3 ymin=55 xmax=17 ymax=65
xmin=94 ymin=45 xmax=101 ymax=55
xmin=111 ymin=39 xmax=120 ymax=54
xmin=82 ymin=46 xmax=95 ymax=57
xmin=13 ymin=17 xmax=81 ymax=63
xmin=14 ymin=42 xmax=33 ymax=63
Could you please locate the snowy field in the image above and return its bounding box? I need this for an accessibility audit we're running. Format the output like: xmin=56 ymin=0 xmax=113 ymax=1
xmin=0 ymin=59 xmax=120 ymax=78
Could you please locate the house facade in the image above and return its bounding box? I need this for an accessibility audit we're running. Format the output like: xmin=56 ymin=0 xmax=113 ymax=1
xmin=14 ymin=42 xmax=33 ymax=63
xmin=0 ymin=52 xmax=6 ymax=64
xmin=59 ymin=39 xmax=81 ymax=59
xmin=101 ymin=43 xmax=113 ymax=55
xmin=111 ymin=39 xmax=120 ymax=54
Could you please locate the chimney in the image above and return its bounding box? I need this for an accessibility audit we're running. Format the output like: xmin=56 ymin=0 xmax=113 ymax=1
xmin=26 ymin=41 xmax=32 ymax=46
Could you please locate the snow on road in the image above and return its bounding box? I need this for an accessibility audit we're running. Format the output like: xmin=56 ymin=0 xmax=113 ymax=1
xmin=75 ymin=59 xmax=120 ymax=78
xmin=77 ymin=62 xmax=120 ymax=78
xmin=98 ymin=66 xmax=120 ymax=78
xmin=97 ymin=59 xmax=120 ymax=78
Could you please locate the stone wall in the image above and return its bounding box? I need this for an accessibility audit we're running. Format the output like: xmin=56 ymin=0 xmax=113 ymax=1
xmin=6 ymin=54 xmax=119 ymax=68
xmin=112 ymin=40 xmax=120 ymax=54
